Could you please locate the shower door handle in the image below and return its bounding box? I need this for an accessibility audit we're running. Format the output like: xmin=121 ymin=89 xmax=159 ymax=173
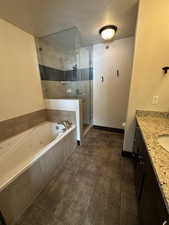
xmin=101 ymin=76 xmax=104 ymax=83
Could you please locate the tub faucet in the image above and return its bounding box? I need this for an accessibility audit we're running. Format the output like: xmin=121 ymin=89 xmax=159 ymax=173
xmin=56 ymin=121 xmax=72 ymax=132
xmin=55 ymin=123 xmax=66 ymax=132
xmin=61 ymin=121 xmax=67 ymax=129
xmin=61 ymin=120 xmax=72 ymax=130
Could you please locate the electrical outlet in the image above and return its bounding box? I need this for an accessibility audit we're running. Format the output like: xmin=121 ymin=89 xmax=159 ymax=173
xmin=152 ymin=96 xmax=159 ymax=105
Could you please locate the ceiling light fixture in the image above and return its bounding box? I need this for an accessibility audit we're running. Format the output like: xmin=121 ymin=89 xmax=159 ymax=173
xmin=99 ymin=25 xmax=118 ymax=40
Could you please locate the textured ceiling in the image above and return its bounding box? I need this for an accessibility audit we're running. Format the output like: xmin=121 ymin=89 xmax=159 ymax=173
xmin=0 ymin=0 xmax=138 ymax=46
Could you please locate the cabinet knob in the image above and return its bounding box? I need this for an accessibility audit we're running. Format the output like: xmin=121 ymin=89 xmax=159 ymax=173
xmin=162 ymin=221 xmax=167 ymax=225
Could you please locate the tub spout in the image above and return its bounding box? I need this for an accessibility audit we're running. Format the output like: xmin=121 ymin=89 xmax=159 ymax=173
xmin=61 ymin=120 xmax=72 ymax=130
xmin=56 ymin=121 xmax=72 ymax=131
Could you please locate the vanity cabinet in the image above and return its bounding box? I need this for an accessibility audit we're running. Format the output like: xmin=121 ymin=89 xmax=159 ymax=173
xmin=0 ymin=212 xmax=6 ymax=225
xmin=134 ymin=125 xmax=145 ymax=200
xmin=134 ymin=123 xmax=169 ymax=225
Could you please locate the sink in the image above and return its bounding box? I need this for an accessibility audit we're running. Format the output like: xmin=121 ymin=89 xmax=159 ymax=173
xmin=157 ymin=135 xmax=169 ymax=153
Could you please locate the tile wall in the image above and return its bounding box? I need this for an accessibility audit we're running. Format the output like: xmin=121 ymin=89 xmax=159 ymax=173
xmin=0 ymin=110 xmax=47 ymax=142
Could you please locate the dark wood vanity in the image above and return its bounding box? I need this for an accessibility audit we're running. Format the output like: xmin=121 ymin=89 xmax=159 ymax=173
xmin=0 ymin=212 xmax=6 ymax=225
xmin=134 ymin=122 xmax=169 ymax=225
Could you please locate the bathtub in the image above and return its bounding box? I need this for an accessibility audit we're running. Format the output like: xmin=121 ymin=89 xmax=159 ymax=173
xmin=0 ymin=121 xmax=76 ymax=225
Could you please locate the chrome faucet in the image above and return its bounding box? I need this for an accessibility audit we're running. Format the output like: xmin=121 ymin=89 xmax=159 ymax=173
xmin=56 ymin=120 xmax=72 ymax=131
xmin=61 ymin=120 xmax=72 ymax=129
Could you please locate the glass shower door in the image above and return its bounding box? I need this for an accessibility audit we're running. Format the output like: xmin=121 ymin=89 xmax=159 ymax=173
xmin=37 ymin=27 xmax=93 ymax=133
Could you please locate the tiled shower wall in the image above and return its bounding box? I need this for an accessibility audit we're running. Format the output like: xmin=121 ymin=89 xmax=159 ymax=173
xmin=39 ymin=65 xmax=93 ymax=82
xmin=42 ymin=80 xmax=92 ymax=124
xmin=41 ymin=80 xmax=92 ymax=125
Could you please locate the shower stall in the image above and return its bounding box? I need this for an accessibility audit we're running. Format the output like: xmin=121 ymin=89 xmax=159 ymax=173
xmin=37 ymin=27 xmax=93 ymax=132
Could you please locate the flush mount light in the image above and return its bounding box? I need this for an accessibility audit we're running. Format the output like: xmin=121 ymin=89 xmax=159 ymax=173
xmin=99 ymin=25 xmax=118 ymax=40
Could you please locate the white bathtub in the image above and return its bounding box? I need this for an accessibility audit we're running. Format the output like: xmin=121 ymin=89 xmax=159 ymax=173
xmin=0 ymin=121 xmax=76 ymax=192
xmin=0 ymin=121 xmax=76 ymax=224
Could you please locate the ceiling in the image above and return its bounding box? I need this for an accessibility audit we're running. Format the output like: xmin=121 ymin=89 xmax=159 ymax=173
xmin=0 ymin=0 xmax=138 ymax=46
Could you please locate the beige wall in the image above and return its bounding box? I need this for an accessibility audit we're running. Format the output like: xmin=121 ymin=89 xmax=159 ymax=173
xmin=0 ymin=19 xmax=44 ymax=122
xmin=124 ymin=0 xmax=169 ymax=152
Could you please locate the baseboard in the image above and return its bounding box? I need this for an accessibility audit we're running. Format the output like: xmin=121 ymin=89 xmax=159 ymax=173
xmin=122 ymin=150 xmax=136 ymax=159
xmin=93 ymin=125 xmax=124 ymax=134
xmin=83 ymin=124 xmax=93 ymax=137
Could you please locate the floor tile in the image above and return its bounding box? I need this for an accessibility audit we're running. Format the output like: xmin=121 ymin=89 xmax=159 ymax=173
xmin=16 ymin=206 xmax=58 ymax=225
xmin=15 ymin=128 xmax=138 ymax=225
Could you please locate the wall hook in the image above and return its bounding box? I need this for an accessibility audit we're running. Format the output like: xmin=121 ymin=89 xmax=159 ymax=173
xmin=162 ymin=66 xmax=169 ymax=74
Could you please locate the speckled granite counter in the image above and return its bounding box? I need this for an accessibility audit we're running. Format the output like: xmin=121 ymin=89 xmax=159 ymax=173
xmin=136 ymin=110 xmax=169 ymax=206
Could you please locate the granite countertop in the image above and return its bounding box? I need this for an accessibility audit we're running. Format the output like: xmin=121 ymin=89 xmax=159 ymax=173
xmin=136 ymin=110 xmax=169 ymax=206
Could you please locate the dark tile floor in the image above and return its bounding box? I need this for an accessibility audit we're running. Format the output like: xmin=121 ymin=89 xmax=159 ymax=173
xmin=16 ymin=128 xmax=139 ymax=225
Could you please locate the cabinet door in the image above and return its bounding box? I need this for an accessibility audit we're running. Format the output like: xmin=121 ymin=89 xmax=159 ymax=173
xmin=134 ymin=126 xmax=145 ymax=200
xmin=139 ymin=153 xmax=168 ymax=225
xmin=0 ymin=212 xmax=6 ymax=225
xmin=135 ymin=155 xmax=145 ymax=200
xmin=133 ymin=123 xmax=141 ymax=155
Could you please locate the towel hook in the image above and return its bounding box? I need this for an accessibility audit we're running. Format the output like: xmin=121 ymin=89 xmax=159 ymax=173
xmin=162 ymin=66 xmax=169 ymax=74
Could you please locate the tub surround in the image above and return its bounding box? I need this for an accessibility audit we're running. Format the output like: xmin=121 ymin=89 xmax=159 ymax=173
xmin=45 ymin=99 xmax=83 ymax=142
xmin=0 ymin=108 xmax=76 ymax=144
xmin=0 ymin=110 xmax=47 ymax=143
xmin=0 ymin=122 xmax=76 ymax=225
xmin=0 ymin=122 xmax=76 ymax=192
xmin=136 ymin=110 xmax=169 ymax=205
xmin=46 ymin=109 xmax=76 ymax=124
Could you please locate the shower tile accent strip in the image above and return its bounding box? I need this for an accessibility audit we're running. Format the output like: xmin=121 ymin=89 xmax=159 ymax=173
xmin=0 ymin=109 xmax=47 ymax=142
xmin=39 ymin=64 xmax=93 ymax=81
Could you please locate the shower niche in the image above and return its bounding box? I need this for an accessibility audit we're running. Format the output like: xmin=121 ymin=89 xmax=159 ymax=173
xmin=37 ymin=27 xmax=93 ymax=133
